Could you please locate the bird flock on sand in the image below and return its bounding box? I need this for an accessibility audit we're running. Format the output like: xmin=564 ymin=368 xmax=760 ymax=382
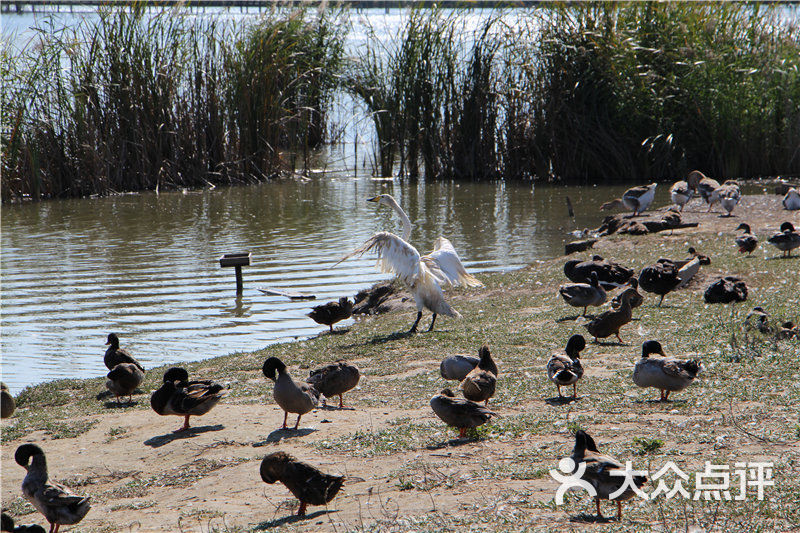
xmin=2 ymin=179 xmax=798 ymax=529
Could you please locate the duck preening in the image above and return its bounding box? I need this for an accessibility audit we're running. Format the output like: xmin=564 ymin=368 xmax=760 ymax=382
xmin=611 ymin=278 xmax=644 ymax=310
xmin=569 ymin=430 xmax=646 ymax=519
xmin=600 ymin=183 xmax=657 ymax=217
xmin=150 ymin=367 xmax=226 ymax=431
xmin=559 ymin=271 xmax=607 ymax=316
xmin=632 ymin=340 xmax=701 ymax=401
xmin=710 ymin=180 xmax=741 ymax=216
xmin=584 ymin=290 xmax=635 ymax=343
xmin=546 ymin=334 xmax=586 ymax=398
xmin=263 ymin=357 xmax=319 ymax=429
xmin=105 ymin=363 xmax=144 ymax=404
xmin=430 ymin=388 xmax=495 ymax=438
xmin=687 ymin=170 xmax=720 ymax=211
xmin=767 ymin=222 xmax=800 ymax=258
xmin=1 ymin=382 xmax=15 ymax=419
xmin=460 ymin=346 xmax=498 ymax=405
xmin=563 ymin=255 xmax=634 ymax=288
xmin=783 ymin=188 xmax=800 ymax=210
xmin=260 ymin=451 xmax=344 ymax=517
xmin=104 ymin=333 xmax=145 ymax=372
xmin=669 ymin=180 xmax=692 ymax=211
xmin=704 ymin=276 xmax=748 ymax=304
xmin=305 ymin=360 xmax=360 ymax=408
xmin=307 ymin=297 xmax=353 ymax=333
xmin=14 ymin=444 xmax=91 ymax=533
xmin=1 ymin=512 xmax=46 ymax=533
xmin=638 ymin=261 xmax=681 ymax=306
xmin=735 ymin=223 xmax=758 ymax=256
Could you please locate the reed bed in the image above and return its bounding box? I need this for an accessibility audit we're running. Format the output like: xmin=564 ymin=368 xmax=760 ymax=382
xmin=2 ymin=3 xmax=799 ymax=201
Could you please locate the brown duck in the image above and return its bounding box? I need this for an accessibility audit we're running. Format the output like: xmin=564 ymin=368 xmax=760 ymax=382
xmin=150 ymin=367 xmax=227 ymax=431
xmin=611 ymin=278 xmax=643 ymax=310
xmin=260 ymin=451 xmax=344 ymax=517
xmin=430 ymin=389 xmax=495 ymax=438
xmin=105 ymin=363 xmax=144 ymax=404
xmin=104 ymin=333 xmax=145 ymax=372
xmin=584 ymin=290 xmax=635 ymax=343
xmin=1 ymin=382 xmax=15 ymax=419
xmin=460 ymin=346 xmax=498 ymax=405
xmin=306 ymin=360 xmax=360 ymax=408
xmin=307 ymin=297 xmax=353 ymax=333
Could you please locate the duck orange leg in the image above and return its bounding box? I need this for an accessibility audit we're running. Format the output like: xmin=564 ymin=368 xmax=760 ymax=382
xmin=459 ymin=427 xmax=467 ymax=438
xmin=617 ymin=500 xmax=622 ymax=519
xmin=282 ymin=411 xmax=288 ymax=429
xmin=595 ymin=498 xmax=602 ymax=518
xmin=616 ymin=332 xmax=623 ymax=343
xmin=339 ymin=394 xmax=344 ymax=408
xmin=179 ymin=415 xmax=191 ymax=431
xmin=297 ymin=501 xmax=308 ymax=516
xmin=573 ymin=383 xmax=577 ymax=398
xmin=557 ymin=384 xmax=563 ymax=397
xmin=294 ymin=414 xmax=302 ymax=430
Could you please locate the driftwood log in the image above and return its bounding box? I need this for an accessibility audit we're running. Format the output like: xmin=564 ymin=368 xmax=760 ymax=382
xmin=565 ymin=239 xmax=597 ymax=255
xmin=595 ymin=208 xmax=698 ymax=236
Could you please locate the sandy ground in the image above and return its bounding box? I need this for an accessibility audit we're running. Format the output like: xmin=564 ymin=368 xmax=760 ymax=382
xmin=1 ymin=192 xmax=799 ymax=532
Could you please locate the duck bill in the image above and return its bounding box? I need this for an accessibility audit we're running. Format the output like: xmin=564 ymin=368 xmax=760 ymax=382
xmin=658 ymin=349 xmax=667 ymax=357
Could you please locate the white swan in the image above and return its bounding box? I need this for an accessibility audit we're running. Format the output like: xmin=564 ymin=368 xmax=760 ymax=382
xmin=338 ymin=194 xmax=482 ymax=332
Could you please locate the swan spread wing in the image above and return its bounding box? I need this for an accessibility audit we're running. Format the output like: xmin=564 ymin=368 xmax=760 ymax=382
xmin=338 ymin=232 xmax=421 ymax=284
xmin=425 ymin=237 xmax=483 ymax=288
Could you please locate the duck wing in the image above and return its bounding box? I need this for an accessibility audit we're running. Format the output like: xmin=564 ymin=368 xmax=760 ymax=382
xmin=661 ymin=359 xmax=700 ymax=380
xmin=105 ymin=347 xmax=145 ymax=372
xmin=35 ymin=481 xmax=91 ymax=520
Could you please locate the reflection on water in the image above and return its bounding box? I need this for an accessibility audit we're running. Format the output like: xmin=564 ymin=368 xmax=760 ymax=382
xmin=2 ymin=173 xmax=692 ymax=393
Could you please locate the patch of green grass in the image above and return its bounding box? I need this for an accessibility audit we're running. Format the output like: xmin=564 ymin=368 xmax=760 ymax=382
xmin=0 ymin=497 xmax=36 ymax=516
xmin=43 ymin=419 xmax=97 ymax=440
xmin=632 ymin=436 xmax=664 ymax=455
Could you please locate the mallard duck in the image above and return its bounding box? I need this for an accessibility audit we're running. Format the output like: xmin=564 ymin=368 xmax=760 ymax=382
xmin=430 ymin=389 xmax=495 ymax=438
xmin=704 ymin=276 xmax=747 ymax=304
xmin=307 ymin=297 xmax=353 ymax=333
xmin=460 ymin=346 xmax=498 ymax=405
xmin=633 ymin=340 xmax=701 ymax=401
xmin=744 ymin=306 xmax=771 ymax=336
xmin=305 ymin=360 xmax=360 ymax=408
xmin=638 ymin=260 xmax=681 ymax=306
xmin=783 ymin=188 xmax=800 ymax=211
xmin=104 ymin=333 xmax=144 ymax=372
xmin=611 ymin=279 xmax=644 ymax=310
xmin=260 ymin=451 xmax=344 ymax=517
xmin=150 ymin=367 xmax=226 ymax=431
xmin=669 ymin=180 xmax=692 ymax=211
xmin=584 ymin=290 xmax=635 ymax=343
xmin=777 ymin=321 xmax=799 ymax=340
xmin=735 ymin=223 xmax=758 ymax=255
xmin=546 ymin=334 xmax=586 ymax=398
xmin=14 ymin=444 xmax=91 ymax=533
xmin=1 ymin=512 xmax=46 ymax=533
xmin=687 ymin=170 xmax=720 ymax=211
xmin=600 ymin=183 xmax=657 ymax=217
xmin=710 ymin=180 xmax=741 ymax=216
xmin=439 ymin=354 xmax=480 ymax=381
xmin=105 ymin=363 xmax=144 ymax=404
xmin=767 ymin=222 xmax=800 ymax=257
xmin=1 ymin=382 xmax=15 ymax=419
xmin=563 ymin=255 xmax=634 ymax=288
xmin=263 ymin=357 xmax=319 ymax=429
xmin=559 ymin=272 xmax=607 ymax=316
xmin=569 ymin=430 xmax=646 ymax=519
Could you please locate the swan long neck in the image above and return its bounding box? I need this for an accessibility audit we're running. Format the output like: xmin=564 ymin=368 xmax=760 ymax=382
xmin=385 ymin=196 xmax=412 ymax=241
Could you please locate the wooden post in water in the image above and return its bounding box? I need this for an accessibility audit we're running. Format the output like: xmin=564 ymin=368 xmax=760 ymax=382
xmin=219 ymin=253 xmax=251 ymax=295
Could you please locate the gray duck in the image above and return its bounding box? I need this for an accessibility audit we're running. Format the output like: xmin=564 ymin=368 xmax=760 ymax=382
xmin=306 ymin=360 xmax=360 ymax=408
xmin=559 ymin=271 xmax=607 ymax=316
xmin=260 ymin=451 xmax=344 ymax=517
xmin=150 ymin=367 xmax=227 ymax=431
xmin=439 ymin=354 xmax=480 ymax=381
xmin=430 ymin=388 xmax=495 ymax=438
xmin=263 ymin=357 xmax=319 ymax=429
xmin=546 ymin=334 xmax=586 ymax=398
xmin=569 ymin=430 xmax=646 ymax=519
xmin=14 ymin=444 xmax=91 ymax=533
xmin=460 ymin=346 xmax=498 ymax=405
xmin=687 ymin=170 xmax=720 ymax=211
xmin=767 ymin=222 xmax=800 ymax=257
xmin=632 ymin=340 xmax=701 ymax=401
xmin=307 ymin=297 xmax=353 ymax=333
xmin=584 ymin=290 xmax=635 ymax=343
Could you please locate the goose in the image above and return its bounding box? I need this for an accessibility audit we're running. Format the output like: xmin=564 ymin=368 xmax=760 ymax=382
xmin=669 ymin=180 xmax=692 ymax=211
xmin=14 ymin=444 xmax=91 ymax=533
xmin=337 ymin=194 xmax=482 ymax=333
xmin=1 ymin=513 xmax=46 ymax=533
xmin=260 ymin=451 xmax=344 ymax=517
xmin=105 ymin=363 xmax=144 ymax=404
xmin=307 ymin=297 xmax=353 ymax=333
xmin=1 ymin=382 xmax=15 ymax=418
xmin=305 ymin=360 xmax=360 ymax=408
xmin=460 ymin=345 xmax=498 ymax=405
xmin=563 ymin=255 xmax=634 ymax=288
xmin=546 ymin=334 xmax=586 ymax=398
xmin=430 ymin=388 xmax=495 ymax=438
xmin=600 ymin=183 xmax=657 ymax=217
xmin=783 ymin=188 xmax=800 ymax=210
xmin=150 ymin=367 xmax=226 ymax=431
xmin=611 ymin=278 xmax=644 ymax=310
xmin=704 ymin=276 xmax=747 ymax=304
xmin=584 ymin=290 xmax=635 ymax=343
xmin=767 ymin=222 xmax=800 ymax=257
xmin=558 ymin=271 xmax=607 ymax=316
xmin=263 ymin=357 xmax=319 ymax=429
xmin=710 ymin=180 xmax=741 ymax=216
xmin=632 ymin=340 xmax=701 ymax=401
xmin=687 ymin=170 xmax=720 ymax=211
xmin=104 ymin=333 xmax=144 ymax=373
xmin=638 ymin=260 xmax=681 ymax=306
xmin=735 ymin=223 xmax=758 ymax=255
xmin=439 ymin=354 xmax=480 ymax=381
xmin=569 ymin=430 xmax=646 ymax=519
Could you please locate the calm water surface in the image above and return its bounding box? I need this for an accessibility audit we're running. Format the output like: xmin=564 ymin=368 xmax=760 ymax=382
xmin=1 ymin=172 xmax=677 ymax=393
